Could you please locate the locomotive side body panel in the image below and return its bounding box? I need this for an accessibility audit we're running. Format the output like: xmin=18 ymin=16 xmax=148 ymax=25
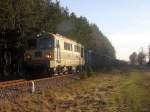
xmin=53 ymin=34 xmax=85 ymax=68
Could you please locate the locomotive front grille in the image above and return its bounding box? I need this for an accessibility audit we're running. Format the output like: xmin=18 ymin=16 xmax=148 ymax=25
xmin=35 ymin=51 xmax=42 ymax=57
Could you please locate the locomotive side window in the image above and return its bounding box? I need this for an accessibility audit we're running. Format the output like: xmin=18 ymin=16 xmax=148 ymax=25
xmin=64 ymin=42 xmax=72 ymax=51
xmin=64 ymin=42 xmax=67 ymax=50
xmin=74 ymin=45 xmax=80 ymax=52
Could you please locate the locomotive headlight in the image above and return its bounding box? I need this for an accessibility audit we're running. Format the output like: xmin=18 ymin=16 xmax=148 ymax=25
xmin=25 ymin=54 xmax=32 ymax=60
xmin=45 ymin=54 xmax=51 ymax=59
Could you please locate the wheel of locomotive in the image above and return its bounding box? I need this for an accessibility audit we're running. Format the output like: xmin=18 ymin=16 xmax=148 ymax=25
xmin=56 ymin=65 xmax=63 ymax=75
xmin=75 ymin=65 xmax=82 ymax=73
xmin=68 ymin=66 xmax=73 ymax=74
xmin=60 ymin=66 xmax=65 ymax=75
xmin=46 ymin=68 xmax=54 ymax=77
xmin=62 ymin=66 xmax=67 ymax=74
xmin=75 ymin=66 xmax=79 ymax=73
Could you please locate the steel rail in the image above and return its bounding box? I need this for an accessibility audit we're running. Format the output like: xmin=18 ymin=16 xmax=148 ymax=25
xmin=0 ymin=74 xmax=75 ymax=89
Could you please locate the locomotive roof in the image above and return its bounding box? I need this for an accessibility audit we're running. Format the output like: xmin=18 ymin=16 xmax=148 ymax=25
xmin=52 ymin=33 xmax=84 ymax=47
xmin=36 ymin=32 xmax=84 ymax=48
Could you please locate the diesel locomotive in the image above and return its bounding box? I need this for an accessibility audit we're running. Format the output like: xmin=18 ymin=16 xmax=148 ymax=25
xmin=24 ymin=33 xmax=85 ymax=77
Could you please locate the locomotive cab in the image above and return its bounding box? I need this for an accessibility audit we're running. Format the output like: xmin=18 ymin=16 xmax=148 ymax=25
xmin=24 ymin=34 xmax=55 ymax=75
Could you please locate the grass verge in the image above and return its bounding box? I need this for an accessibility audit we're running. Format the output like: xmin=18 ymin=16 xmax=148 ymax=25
xmin=108 ymin=70 xmax=150 ymax=112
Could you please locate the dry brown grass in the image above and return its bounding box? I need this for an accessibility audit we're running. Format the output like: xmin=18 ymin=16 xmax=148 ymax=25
xmin=1 ymin=71 xmax=150 ymax=112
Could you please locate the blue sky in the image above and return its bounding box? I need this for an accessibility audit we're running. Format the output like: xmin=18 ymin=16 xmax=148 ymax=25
xmin=59 ymin=0 xmax=150 ymax=61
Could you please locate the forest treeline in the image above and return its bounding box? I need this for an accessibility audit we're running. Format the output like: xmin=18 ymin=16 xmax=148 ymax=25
xmin=129 ymin=51 xmax=149 ymax=66
xmin=0 ymin=0 xmax=116 ymax=70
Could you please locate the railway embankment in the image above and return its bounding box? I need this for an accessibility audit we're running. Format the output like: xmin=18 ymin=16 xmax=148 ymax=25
xmin=0 ymin=74 xmax=79 ymax=102
xmin=1 ymin=71 xmax=150 ymax=112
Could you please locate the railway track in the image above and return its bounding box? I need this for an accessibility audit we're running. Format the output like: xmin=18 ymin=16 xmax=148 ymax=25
xmin=0 ymin=79 xmax=27 ymax=88
xmin=0 ymin=74 xmax=78 ymax=102
xmin=0 ymin=79 xmax=26 ymax=85
xmin=0 ymin=74 xmax=76 ymax=88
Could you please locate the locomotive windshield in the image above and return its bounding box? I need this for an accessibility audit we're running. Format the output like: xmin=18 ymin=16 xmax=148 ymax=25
xmin=28 ymin=36 xmax=54 ymax=49
xmin=37 ymin=37 xmax=54 ymax=49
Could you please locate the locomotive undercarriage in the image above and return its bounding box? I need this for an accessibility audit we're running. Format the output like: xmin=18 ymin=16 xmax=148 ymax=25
xmin=24 ymin=60 xmax=84 ymax=79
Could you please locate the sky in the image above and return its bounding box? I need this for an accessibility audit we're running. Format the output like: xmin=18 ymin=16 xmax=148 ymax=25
xmin=59 ymin=0 xmax=150 ymax=61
